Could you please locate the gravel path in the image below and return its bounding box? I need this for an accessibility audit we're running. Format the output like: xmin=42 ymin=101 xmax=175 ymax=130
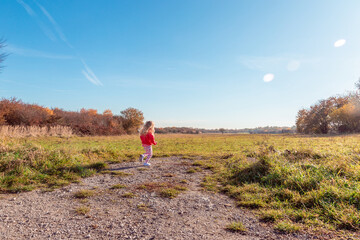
xmin=0 ymin=157 xmax=335 ymax=239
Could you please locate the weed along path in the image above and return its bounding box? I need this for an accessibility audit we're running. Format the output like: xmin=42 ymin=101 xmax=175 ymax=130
xmin=1 ymin=157 xmax=321 ymax=240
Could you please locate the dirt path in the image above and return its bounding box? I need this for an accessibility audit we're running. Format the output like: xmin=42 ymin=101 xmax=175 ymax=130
xmin=0 ymin=157 xmax=323 ymax=239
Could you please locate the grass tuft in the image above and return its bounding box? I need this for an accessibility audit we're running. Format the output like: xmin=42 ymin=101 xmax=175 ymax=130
xmin=225 ymin=221 xmax=247 ymax=232
xmin=110 ymin=184 xmax=126 ymax=189
xmin=101 ymin=170 xmax=132 ymax=176
xmin=274 ymin=220 xmax=301 ymax=233
xmin=75 ymin=206 xmax=90 ymax=215
xmin=73 ymin=189 xmax=95 ymax=199
xmin=159 ymin=188 xmax=181 ymax=199
xmin=137 ymin=203 xmax=149 ymax=210
xmin=122 ymin=192 xmax=136 ymax=198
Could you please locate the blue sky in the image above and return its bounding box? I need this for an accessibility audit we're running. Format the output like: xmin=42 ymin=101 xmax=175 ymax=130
xmin=1 ymin=0 xmax=360 ymax=129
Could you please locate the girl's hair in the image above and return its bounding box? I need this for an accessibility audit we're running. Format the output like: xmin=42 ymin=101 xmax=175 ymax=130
xmin=140 ymin=121 xmax=154 ymax=135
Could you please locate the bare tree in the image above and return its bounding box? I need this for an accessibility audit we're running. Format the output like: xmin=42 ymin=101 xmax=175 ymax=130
xmin=0 ymin=39 xmax=7 ymax=72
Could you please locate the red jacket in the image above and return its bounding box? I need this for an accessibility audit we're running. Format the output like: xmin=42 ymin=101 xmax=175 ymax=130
xmin=140 ymin=132 xmax=157 ymax=145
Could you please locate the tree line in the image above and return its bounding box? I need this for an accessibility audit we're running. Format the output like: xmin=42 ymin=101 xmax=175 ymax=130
xmin=0 ymin=98 xmax=144 ymax=135
xmin=155 ymin=126 xmax=295 ymax=134
xmin=296 ymin=81 xmax=360 ymax=134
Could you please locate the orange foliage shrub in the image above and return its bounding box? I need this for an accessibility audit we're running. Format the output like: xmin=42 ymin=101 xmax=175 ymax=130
xmin=0 ymin=98 xmax=143 ymax=136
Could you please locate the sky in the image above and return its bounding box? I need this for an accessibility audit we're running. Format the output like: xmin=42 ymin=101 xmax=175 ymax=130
xmin=1 ymin=0 xmax=360 ymax=129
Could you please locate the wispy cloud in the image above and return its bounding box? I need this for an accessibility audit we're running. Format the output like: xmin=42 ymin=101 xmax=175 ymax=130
xmin=81 ymin=59 xmax=103 ymax=86
xmin=16 ymin=0 xmax=102 ymax=86
xmin=17 ymin=0 xmax=57 ymax=41
xmin=238 ymin=56 xmax=286 ymax=72
xmin=16 ymin=0 xmax=36 ymax=16
xmin=34 ymin=0 xmax=73 ymax=48
xmin=7 ymin=45 xmax=74 ymax=59
xmin=237 ymin=55 xmax=321 ymax=72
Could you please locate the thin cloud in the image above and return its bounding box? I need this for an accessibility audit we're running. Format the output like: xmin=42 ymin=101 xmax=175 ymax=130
xmin=16 ymin=0 xmax=102 ymax=86
xmin=17 ymin=0 xmax=57 ymax=41
xmin=37 ymin=21 xmax=57 ymax=41
xmin=238 ymin=55 xmax=320 ymax=72
xmin=287 ymin=60 xmax=301 ymax=71
xmin=81 ymin=59 xmax=103 ymax=86
xmin=7 ymin=45 xmax=74 ymax=59
xmin=238 ymin=56 xmax=286 ymax=72
xmin=16 ymin=0 xmax=36 ymax=16
xmin=34 ymin=0 xmax=73 ymax=48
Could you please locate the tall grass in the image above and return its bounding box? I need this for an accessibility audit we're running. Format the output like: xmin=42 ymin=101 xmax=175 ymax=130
xmin=0 ymin=125 xmax=73 ymax=138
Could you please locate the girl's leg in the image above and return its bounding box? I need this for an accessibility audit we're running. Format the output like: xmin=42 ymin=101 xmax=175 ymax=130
xmin=144 ymin=145 xmax=153 ymax=163
xmin=142 ymin=145 xmax=150 ymax=160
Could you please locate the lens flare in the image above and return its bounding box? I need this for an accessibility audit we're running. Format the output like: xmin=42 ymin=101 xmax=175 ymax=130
xmin=263 ymin=73 xmax=274 ymax=82
xmin=334 ymin=39 xmax=346 ymax=47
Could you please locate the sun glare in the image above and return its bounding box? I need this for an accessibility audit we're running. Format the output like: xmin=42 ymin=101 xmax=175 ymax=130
xmin=263 ymin=73 xmax=274 ymax=82
xmin=334 ymin=39 xmax=346 ymax=47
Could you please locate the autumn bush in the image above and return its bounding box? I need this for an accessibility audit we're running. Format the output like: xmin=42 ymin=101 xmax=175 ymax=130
xmin=0 ymin=98 xmax=143 ymax=136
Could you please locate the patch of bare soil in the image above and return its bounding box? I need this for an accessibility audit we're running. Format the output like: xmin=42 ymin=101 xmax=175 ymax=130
xmin=0 ymin=157 xmax=336 ymax=239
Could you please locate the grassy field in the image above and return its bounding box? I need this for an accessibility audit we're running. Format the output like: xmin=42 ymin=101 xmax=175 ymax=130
xmin=1 ymin=133 xmax=360 ymax=234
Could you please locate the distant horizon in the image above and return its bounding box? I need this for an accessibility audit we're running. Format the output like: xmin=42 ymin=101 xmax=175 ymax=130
xmin=1 ymin=1 xmax=360 ymax=129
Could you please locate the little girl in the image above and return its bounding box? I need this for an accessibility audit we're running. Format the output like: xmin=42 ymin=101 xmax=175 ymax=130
xmin=139 ymin=121 xmax=157 ymax=166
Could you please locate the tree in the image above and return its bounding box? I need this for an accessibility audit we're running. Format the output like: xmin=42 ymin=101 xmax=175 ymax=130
xmin=355 ymin=78 xmax=360 ymax=91
xmin=120 ymin=108 xmax=144 ymax=134
xmin=0 ymin=39 xmax=7 ymax=72
xmin=295 ymin=109 xmax=308 ymax=133
xmin=295 ymin=96 xmax=349 ymax=134
xmin=103 ymin=109 xmax=113 ymax=117
xmin=219 ymin=128 xmax=225 ymax=134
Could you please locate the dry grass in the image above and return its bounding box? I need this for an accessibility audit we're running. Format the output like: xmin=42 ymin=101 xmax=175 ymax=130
xmin=137 ymin=203 xmax=149 ymax=211
xmin=122 ymin=192 xmax=136 ymax=198
xmin=0 ymin=125 xmax=73 ymax=138
xmin=73 ymin=190 xmax=96 ymax=199
xmin=101 ymin=170 xmax=132 ymax=176
xmin=75 ymin=206 xmax=90 ymax=215
xmin=137 ymin=181 xmax=188 ymax=199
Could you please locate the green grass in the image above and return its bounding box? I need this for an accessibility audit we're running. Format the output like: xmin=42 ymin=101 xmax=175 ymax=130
xmin=274 ymin=220 xmax=301 ymax=233
xmin=2 ymin=134 xmax=360 ymax=234
xmin=225 ymin=221 xmax=247 ymax=232
xmin=259 ymin=209 xmax=284 ymax=223
xmin=159 ymin=188 xmax=182 ymax=199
